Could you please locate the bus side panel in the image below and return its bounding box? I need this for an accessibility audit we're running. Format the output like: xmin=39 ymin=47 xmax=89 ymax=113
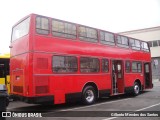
xmin=124 ymin=73 xmax=144 ymax=93
xmin=33 ymin=52 xmax=112 ymax=104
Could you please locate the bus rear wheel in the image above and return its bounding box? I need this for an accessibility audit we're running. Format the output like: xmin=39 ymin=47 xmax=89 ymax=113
xmin=133 ymin=82 xmax=140 ymax=96
xmin=82 ymin=86 xmax=96 ymax=105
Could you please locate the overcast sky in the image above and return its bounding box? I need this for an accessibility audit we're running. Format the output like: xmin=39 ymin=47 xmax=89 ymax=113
xmin=0 ymin=0 xmax=160 ymax=53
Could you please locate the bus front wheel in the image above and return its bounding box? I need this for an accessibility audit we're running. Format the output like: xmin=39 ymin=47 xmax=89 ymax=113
xmin=82 ymin=86 xmax=96 ymax=105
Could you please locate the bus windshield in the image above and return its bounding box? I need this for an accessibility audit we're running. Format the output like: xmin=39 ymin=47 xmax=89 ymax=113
xmin=11 ymin=17 xmax=30 ymax=42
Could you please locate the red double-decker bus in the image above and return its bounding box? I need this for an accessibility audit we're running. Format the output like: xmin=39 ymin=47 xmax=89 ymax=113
xmin=10 ymin=14 xmax=153 ymax=105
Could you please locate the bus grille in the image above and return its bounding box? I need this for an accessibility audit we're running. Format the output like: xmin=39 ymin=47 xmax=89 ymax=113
xmin=36 ymin=86 xmax=49 ymax=94
xmin=35 ymin=76 xmax=49 ymax=94
xmin=13 ymin=86 xmax=23 ymax=93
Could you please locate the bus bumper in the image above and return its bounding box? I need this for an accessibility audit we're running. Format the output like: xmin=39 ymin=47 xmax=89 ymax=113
xmin=11 ymin=94 xmax=54 ymax=104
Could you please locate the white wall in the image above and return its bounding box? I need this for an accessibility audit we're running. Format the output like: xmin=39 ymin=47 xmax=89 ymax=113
xmin=121 ymin=30 xmax=160 ymax=41
xmin=119 ymin=27 xmax=160 ymax=57
xmin=150 ymin=47 xmax=160 ymax=57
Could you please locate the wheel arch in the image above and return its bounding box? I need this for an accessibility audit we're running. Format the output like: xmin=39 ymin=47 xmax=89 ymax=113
xmin=134 ymin=79 xmax=142 ymax=90
xmin=82 ymin=82 xmax=99 ymax=98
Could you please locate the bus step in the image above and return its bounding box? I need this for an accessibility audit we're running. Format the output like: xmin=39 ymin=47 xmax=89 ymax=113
xmin=113 ymin=88 xmax=118 ymax=93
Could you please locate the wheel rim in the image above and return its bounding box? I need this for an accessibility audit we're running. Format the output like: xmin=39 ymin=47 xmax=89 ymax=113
xmin=85 ymin=90 xmax=94 ymax=103
xmin=134 ymin=84 xmax=139 ymax=94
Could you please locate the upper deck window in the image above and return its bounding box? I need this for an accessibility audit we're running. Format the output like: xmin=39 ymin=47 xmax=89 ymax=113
xmin=130 ymin=39 xmax=141 ymax=50
xmin=141 ymin=42 xmax=149 ymax=52
xmin=79 ymin=26 xmax=98 ymax=42
xmin=100 ymin=31 xmax=115 ymax=45
xmin=36 ymin=16 xmax=49 ymax=35
xmin=52 ymin=20 xmax=76 ymax=39
xmin=12 ymin=17 xmax=30 ymax=42
xmin=117 ymin=35 xmax=129 ymax=48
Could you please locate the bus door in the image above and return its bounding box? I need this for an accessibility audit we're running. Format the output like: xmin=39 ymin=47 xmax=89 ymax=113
xmin=112 ymin=60 xmax=124 ymax=95
xmin=144 ymin=62 xmax=152 ymax=89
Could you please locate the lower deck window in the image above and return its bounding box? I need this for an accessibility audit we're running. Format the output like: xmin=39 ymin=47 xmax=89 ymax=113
xmin=52 ymin=56 xmax=78 ymax=73
xmin=132 ymin=61 xmax=142 ymax=73
xmin=102 ymin=59 xmax=109 ymax=72
xmin=80 ymin=57 xmax=99 ymax=73
xmin=125 ymin=61 xmax=130 ymax=73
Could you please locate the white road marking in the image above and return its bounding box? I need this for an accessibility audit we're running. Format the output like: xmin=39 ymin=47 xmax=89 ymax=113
xmin=135 ymin=102 xmax=160 ymax=111
xmin=102 ymin=102 xmax=160 ymax=120
xmin=42 ymin=98 xmax=131 ymax=115
xmin=7 ymin=98 xmax=131 ymax=111
xmin=61 ymin=98 xmax=131 ymax=111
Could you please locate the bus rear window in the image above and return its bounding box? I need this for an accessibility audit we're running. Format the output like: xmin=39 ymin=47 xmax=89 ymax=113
xmin=12 ymin=17 xmax=30 ymax=42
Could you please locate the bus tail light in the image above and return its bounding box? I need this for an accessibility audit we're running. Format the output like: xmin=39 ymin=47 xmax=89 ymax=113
xmin=16 ymin=76 xmax=20 ymax=80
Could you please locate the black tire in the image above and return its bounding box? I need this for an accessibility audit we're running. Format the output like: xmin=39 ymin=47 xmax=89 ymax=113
xmin=133 ymin=82 xmax=140 ymax=96
xmin=82 ymin=86 xmax=97 ymax=105
xmin=0 ymin=98 xmax=7 ymax=111
xmin=6 ymin=97 xmax=9 ymax=107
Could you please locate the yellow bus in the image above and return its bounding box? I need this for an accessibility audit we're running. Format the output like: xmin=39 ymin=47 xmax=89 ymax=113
xmin=0 ymin=53 xmax=10 ymax=94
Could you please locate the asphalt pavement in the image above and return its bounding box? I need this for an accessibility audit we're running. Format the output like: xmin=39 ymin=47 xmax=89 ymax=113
xmin=5 ymin=80 xmax=160 ymax=120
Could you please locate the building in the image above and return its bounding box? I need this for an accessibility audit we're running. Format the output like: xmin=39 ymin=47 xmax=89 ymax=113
xmin=119 ymin=26 xmax=160 ymax=80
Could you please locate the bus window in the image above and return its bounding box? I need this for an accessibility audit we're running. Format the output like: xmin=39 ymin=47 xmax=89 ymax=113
xmin=0 ymin=64 xmax=5 ymax=77
xmin=125 ymin=61 xmax=130 ymax=73
xmin=12 ymin=17 xmax=30 ymax=42
xmin=117 ymin=36 xmax=129 ymax=48
xmin=102 ymin=59 xmax=109 ymax=72
xmin=100 ymin=31 xmax=115 ymax=45
xmin=132 ymin=61 xmax=142 ymax=73
xmin=52 ymin=55 xmax=78 ymax=73
xmin=79 ymin=26 xmax=98 ymax=42
xmin=36 ymin=16 xmax=49 ymax=35
xmin=52 ymin=20 xmax=77 ymax=39
xmin=80 ymin=57 xmax=99 ymax=73
xmin=141 ymin=42 xmax=149 ymax=52
xmin=130 ymin=39 xmax=141 ymax=50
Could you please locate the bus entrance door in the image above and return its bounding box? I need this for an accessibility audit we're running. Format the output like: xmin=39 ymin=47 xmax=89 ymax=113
xmin=112 ymin=60 xmax=124 ymax=95
xmin=144 ymin=62 xmax=152 ymax=89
